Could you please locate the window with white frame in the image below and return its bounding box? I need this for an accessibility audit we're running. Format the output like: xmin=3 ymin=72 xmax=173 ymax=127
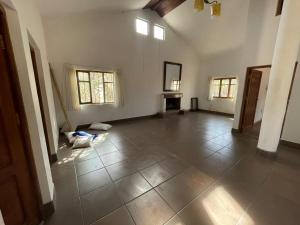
xmin=154 ymin=24 xmax=165 ymax=40
xmin=212 ymin=77 xmax=237 ymax=98
xmin=76 ymin=70 xmax=115 ymax=105
xmin=136 ymin=18 xmax=149 ymax=35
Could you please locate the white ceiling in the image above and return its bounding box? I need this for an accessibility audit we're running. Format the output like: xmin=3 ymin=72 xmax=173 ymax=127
xmin=37 ymin=0 xmax=251 ymax=58
xmin=36 ymin=0 xmax=150 ymax=16
xmin=164 ymin=0 xmax=250 ymax=58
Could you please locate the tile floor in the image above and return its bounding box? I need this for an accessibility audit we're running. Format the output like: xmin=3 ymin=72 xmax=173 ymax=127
xmin=46 ymin=113 xmax=300 ymax=225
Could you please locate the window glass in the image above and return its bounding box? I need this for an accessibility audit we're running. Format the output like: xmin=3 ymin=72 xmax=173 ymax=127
xmin=78 ymin=72 xmax=89 ymax=81
xmin=212 ymin=78 xmax=237 ymax=98
xmin=154 ymin=25 xmax=165 ymax=40
xmin=213 ymin=80 xmax=221 ymax=97
xmin=79 ymin=82 xmax=91 ymax=103
xmin=136 ymin=18 xmax=148 ymax=35
xmin=104 ymin=73 xmax=114 ymax=82
xmin=229 ymin=79 xmax=237 ymax=98
xmin=104 ymin=83 xmax=115 ymax=103
xmin=220 ymin=79 xmax=230 ymax=97
xmin=76 ymin=70 xmax=115 ymax=104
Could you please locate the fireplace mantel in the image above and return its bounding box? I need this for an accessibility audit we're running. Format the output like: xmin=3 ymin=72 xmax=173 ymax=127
xmin=161 ymin=93 xmax=183 ymax=99
xmin=160 ymin=93 xmax=183 ymax=113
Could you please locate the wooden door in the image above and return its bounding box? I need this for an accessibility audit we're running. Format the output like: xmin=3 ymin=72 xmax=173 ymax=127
xmin=30 ymin=46 xmax=51 ymax=162
xmin=0 ymin=10 xmax=41 ymax=225
xmin=242 ymin=70 xmax=262 ymax=129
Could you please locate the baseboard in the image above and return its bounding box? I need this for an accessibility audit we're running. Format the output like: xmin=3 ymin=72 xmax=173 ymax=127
xmin=231 ymin=128 xmax=241 ymax=133
xmin=41 ymin=201 xmax=55 ymax=220
xmin=280 ymin=140 xmax=300 ymax=149
xmin=49 ymin=154 xmax=58 ymax=164
xmin=197 ymin=109 xmax=234 ymax=118
xmin=256 ymin=148 xmax=277 ymax=159
xmin=76 ymin=114 xmax=158 ymax=130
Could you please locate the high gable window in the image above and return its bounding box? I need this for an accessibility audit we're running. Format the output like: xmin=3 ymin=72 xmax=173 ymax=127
xmin=213 ymin=77 xmax=237 ymax=98
xmin=76 ymin=70 xmax=115 ymax=105
xmin=136 ymin=18 xmax=149 ymax=35
xmin=154 ymin=24 xmax=165 ymax=40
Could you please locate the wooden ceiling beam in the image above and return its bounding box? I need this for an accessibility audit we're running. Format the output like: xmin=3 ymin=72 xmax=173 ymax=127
xmin=144 ymin=0 xmax=186 ymax=17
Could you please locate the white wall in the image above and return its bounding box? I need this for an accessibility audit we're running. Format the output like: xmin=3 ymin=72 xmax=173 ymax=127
xmin=195 ymin=0 xmax=280 ymax=124
xmin=43 ymin=10 xmax=200 ymax=128
xmin=1 ymin=0 xmax=56 ymax=204
xmin=233 ymin=0 xmax=280 ymax=129
xmin=282 ymin=51 xmax=300 ymax=144
xmin=254 ymin=68 xmax=271 ymax=123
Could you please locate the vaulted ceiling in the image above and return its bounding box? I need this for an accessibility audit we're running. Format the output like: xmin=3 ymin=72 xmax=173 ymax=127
xmin=163 ymin=0 xmax=250 ymax=58
xmin=36 ymin=0 xmax=150 ymax=16
xmin=37 ymin=0 xmax=250 ymax=58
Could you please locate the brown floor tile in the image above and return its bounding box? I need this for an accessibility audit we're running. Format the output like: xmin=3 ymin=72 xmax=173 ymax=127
xmin=127 ymin=190 xmax=175 ymax=225
xmin=81 ymin=184 xmax=123 ymax=225
xmin=73 ymin=148 xmax=98 ymax=163
xmin=106 ymin=160 xmax=137 ymax=181
xmin=45 ymin=198 xmax=83 ymax=225
xmin=100 ymin=151 xmax=128 ymax=166
xmin=243 ymin=190 xmax=300 ymax=225
xmin=164 ymin=215 xmax=186 ymax=225
xmin=115 ymin=173 xmax=152 ymax=203
xmin=93 ymin=207 xmax=135 ymax=225
xmin=141 ymin=163 xmax=173 ymax=187
xmin=155 ymin=168 xmax=209 ymax=212
xmin=75 ymin=157 xmax=104 ymax=176
xmin=78 ymin=168 xmax=111 ymax=195
xmin=95 ymin=142 xmax=119 ymax=156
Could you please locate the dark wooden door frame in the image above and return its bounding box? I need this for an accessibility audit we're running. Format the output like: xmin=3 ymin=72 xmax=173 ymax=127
xmin=0 ymin=5 xmax=42 ymax=224
xmin=238 ymin=65 xmax=271 ymax=132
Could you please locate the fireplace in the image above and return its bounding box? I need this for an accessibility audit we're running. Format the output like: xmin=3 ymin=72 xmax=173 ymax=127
xmin=160 ymin=93 xmax=183 ymax=113
xmin=166 ymin=98 xmax=181 ymax=111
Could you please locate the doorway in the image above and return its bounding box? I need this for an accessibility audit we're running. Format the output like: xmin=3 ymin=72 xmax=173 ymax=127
xmin=0 ymin=8 xmax=42 ymax=225
xmin=239 ymin=65 xmax=271 ymax=136
xmin=29 ymin=45 xmax=52 ymax=163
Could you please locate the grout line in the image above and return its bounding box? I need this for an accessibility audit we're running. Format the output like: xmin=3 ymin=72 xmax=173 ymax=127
xmin=71 ymin=152 xmax=86 ymax=225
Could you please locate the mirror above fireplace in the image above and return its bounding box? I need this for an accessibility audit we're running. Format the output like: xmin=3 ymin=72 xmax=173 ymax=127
xmin=163 ymin=61 xmax=182 ymax=92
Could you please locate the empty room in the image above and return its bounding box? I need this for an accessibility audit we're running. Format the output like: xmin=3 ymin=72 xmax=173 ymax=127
xmin=1 ymin=0 xmax=300 ymax=225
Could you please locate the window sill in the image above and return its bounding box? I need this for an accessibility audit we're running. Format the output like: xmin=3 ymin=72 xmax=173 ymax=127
xmin=80 ymin=103 xmax=115 ymax=107
xmin=213 ymin=97 xmax=234 ymax=99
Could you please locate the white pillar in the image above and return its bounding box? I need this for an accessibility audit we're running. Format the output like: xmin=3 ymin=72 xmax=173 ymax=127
xmin=258 ymin=0 xmax=300 ymax=152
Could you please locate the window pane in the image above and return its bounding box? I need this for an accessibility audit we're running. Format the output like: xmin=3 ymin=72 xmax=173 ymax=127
xmin=213 ymin=80 xmax=221 ymax=97
xmin=104 ymin=73 xmax=114 ymax=82
xmin=154 ymin=25 xmax=165 ymax=40
xmin=136 ymin=18 xmax=148 ymax=35
xmin=231 ymin=78 xmax=237 ymax=85
xmin=104 ymin=83 xmax=115 ymax=103
xmin=78 ymin=72 xmax=89 ymax=81
xmin=229 ymin=84 xmax=237 ymax=98
xmin=90 ymin=72 xmax=104 ymax=104
xmin=222 ymin=79 xmax=230 ymax=85
xmin=79 ymin=82 xmax=91 ymax=103
xmin=220 ymin=79 xmax=230 ymax=97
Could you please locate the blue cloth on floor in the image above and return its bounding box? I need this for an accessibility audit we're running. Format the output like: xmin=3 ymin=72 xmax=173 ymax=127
xmin=73 ymin=131 xmax=98 ymax=140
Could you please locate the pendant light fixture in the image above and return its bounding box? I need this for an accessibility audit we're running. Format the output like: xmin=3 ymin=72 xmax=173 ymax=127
xmin=194 ymin=0 xmax=204 ymax=11
xmin=194 ymin=0 xmax=221 ymax=17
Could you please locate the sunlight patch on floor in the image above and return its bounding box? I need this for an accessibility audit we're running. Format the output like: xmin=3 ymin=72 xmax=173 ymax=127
xmin=202 ymin=186 xmax=254 ymax=225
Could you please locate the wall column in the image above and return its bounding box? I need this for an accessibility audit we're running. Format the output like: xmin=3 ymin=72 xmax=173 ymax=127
xmin=258 ymin=0 xmax=300 ymax=152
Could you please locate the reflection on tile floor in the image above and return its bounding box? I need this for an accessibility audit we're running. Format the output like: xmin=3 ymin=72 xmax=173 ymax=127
xmin=46 ymin=113 xmax=300 ymax=225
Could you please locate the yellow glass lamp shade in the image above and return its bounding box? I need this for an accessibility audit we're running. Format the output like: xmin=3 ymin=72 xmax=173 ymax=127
xmin=211 ymin=2 xmax=221 ymax=16
xmin=194 ymin=0 xmax=204 ymax=11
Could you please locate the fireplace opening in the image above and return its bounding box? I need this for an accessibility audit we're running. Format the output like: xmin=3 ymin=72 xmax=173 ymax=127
xmin=166 ymin=97 xmax=181 ymax=111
